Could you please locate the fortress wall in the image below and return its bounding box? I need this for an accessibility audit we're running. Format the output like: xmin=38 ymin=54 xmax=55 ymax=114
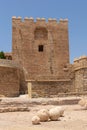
xmin=1 ymin=16 xmax=87 ymax=97
xmin=0 ymin=59 xmax=20 ymax=97
xmin=73 ymin=56 xmax=87 ymax=70
xmin=12 ymin=17 xmax=69 ymax=81
xmin=27 ymin=79 xmax=74 ymax=98
xmin=11 ymin=16 xmax=87 ymax=97
xmin=73 ymin=56 xmax=87 ymax=93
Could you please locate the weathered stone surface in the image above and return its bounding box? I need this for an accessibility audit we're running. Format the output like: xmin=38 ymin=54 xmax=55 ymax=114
xmin=0 ymin=107 xmax=30 ymax=113
xmin=0 ymin=96 xmax=81 ymax=113
xmin=12 ymin=17 xmax=72 ymax=96
xmin=32 ymin=116 xmax=40 ymax=125
xmin=49 ymin=107 xmax=60 ymax=121
xmin=37 ymin=109 xmax=49 ymax=122
xmin=0 ymin=59 xmax=20 ymax=97
xmin=1 ymin=17 xmax=87 ymax=97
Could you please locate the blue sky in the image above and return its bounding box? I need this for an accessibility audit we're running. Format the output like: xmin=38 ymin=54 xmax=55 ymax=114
xmin=0 ymin=0 xmax=87 ymax=63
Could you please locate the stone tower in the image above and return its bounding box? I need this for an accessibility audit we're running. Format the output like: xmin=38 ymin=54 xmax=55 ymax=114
xmin=12 ymin=17 xmax=69 ymax=81
xmin=12 ymin=17 xmax=72 ymax=97
xmin=0 ymin=16 xmax=87 ymax=97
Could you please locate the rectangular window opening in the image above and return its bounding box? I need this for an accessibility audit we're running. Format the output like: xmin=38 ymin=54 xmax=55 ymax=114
xmin=38 ymin=45 xmax=44 ymax=52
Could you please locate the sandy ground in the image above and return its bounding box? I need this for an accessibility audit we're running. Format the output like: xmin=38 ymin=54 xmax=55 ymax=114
xmin=0 ymin=104 xmax=87 ymax=130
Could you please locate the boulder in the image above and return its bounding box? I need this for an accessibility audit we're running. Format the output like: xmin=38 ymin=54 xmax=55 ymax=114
xmin=32 ymin=116 xmax=40 ymax=125
xmin=78 ymin=98 xmax=86 ymax=107
xmin=49 ymin=107 xmax=61 ymax=121
xmin=37 ymin=109 xmax=49 ymax=122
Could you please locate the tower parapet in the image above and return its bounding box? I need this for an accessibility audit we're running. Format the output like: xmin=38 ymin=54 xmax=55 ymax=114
xmin=73 ymin=56 xmax=87 ymax=70
xmin=12 ymin=16 xmax=22 ymax=23
xmin=36 ymin=17 xmax=46 ymax=22
xmin=73 ymin=56 xmax=87 ymax=93
xmin=12 ymin=16 xmax=68 ymax=25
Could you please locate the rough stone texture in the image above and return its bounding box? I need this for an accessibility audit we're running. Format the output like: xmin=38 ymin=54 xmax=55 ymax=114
xmin=0 ymin=96 xmax=81 ymax=113
xmin=0 ymin=107 xmax=30 ymax=113
xmin=74 ymin=56 xmax=87 ymax=93
xmin=11 ymin=17 xmax=87 ymax=97
xmin=0 ymin=104 xmax=87 ymax=130
xmin=32 ymin=116 xmax=40 ymax=125
xmin=49 ymin=107 xmax=61 ymax=121
xmin=0 ymin=59 xmax=20 ymax=97
xmin=37 ymin=109 xmax=49 ymax=122
xmin=31 ymin=80 xmax=73 ymax=97
xmin=12 ymin=18 xmax=69 ymax=81
xmin=12 ymin=17 xmax=74 ymax=97
xmin=5 ymin=52 xmax=12 ymax=60
xmin=1 ymin=17 xmax=87 ymax=97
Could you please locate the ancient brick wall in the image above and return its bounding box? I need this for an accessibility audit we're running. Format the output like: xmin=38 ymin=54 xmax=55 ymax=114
xmin=5 ymin=52 xmax=12 ymax=60
xmin=0 ymin=59 xmax=20 ymax=97
xmin=1 ymin=16 xmax=87 ymax=97
xmin=28 ymin=80 xmax=73 ymax=98
xmin=26 ymin=63 xmax=75 ymax=97
xmin=74 ymin=56 xmax=87 ymax=93
xmin=12 ymin=16 xmax=87 ymax=97
xmin=19 ymin=68 xmax=27 ymax=94
xmin=12 ymin=17 xmax=70 ymax=81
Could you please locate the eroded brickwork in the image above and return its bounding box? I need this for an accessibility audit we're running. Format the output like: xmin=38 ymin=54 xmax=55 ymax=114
xmin=30 ymin=80 xmax=73 ymax=97
xmin=1 ymin=17 xmax=87 ymax=97
xmin=74 ymin=56 xmax=87 ymax=93
xmin=0 ymin=59 xmax=20 ymax=97
xmin=12 ymin=17 xmax=69 ymax=81
xmin=12 ymin=17 xmax=87 ymax=97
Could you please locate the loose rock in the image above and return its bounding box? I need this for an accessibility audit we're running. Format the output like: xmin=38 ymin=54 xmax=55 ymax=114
xmin=37 ymin=109 xmax=49 ymax=122
xmin=49 ymin=107 xmax=61 ymax=121
xmin=78 ymin=98 xmax=86 ymax=107
xmin=32 ymin=116 xmax=40 ymax=125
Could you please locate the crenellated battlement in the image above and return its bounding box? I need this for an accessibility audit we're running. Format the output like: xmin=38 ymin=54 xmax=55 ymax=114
xmin=12 ymin=16 xmax=68 ymax=24
xmin=1 ymin=16 xmax=87 ymax=97
xmin=73 ymin=55 xmax=87 ymax=70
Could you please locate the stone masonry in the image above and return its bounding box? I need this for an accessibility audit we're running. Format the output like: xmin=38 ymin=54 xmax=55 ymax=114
xmin=12 ymin=17 xmax=69 ymax=81
xmin=0 ymin=16 xmax=87 ymax=97
xmin=0 ymin=59 xmax=20 ymax=97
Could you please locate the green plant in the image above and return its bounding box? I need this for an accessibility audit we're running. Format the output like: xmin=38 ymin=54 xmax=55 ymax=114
xmin=0 ymin=51 xmax=6 ymax=59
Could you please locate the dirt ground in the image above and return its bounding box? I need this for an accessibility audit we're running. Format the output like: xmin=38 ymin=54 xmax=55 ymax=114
xmin=0 ymin=104 xmax=87 ymax=130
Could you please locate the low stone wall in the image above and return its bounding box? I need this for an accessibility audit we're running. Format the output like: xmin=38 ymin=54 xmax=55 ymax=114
xmin=74 ymin=68 xmax=87 ymax=93
xmin=0 ymin=59 xmax=20 ymax=97
xmin=28 ymin=80 xmax=73 ymax=98
xmin=0 ymin=59 xmax=19 ymax=68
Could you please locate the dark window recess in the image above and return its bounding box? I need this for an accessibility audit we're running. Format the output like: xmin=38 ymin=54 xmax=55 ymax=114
xmin=34 ymin=27 xmax=48 ymax=40
xmin=38 ymin=45 xmax=44 ymax=52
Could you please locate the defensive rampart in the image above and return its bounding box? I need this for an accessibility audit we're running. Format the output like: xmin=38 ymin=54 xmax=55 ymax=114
xmin=0 ymin=59 xmax=20 ymax=97
xmin=73 ymin=56 xmax=87 ymax=93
